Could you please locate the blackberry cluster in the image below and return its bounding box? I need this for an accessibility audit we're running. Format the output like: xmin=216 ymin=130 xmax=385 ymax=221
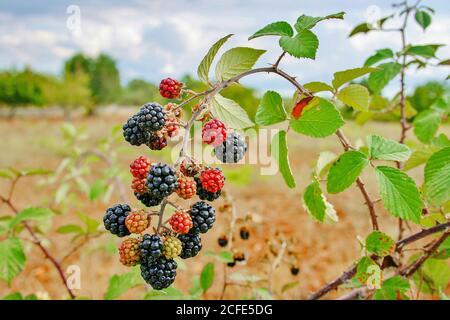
xmin=103 ymin=204 xmax=131 ymax=237
xmin=179 ymin=233 xmax=202 ymax=259
xmin=140 ymin=234 xmax=163 ymax=262
xmin=146 ymin=163 xmax=178 ymax=197
xmin=140 ymin=257 xmax=177 ymax=290
xmin=215 ymin=132 xmax=247 ymax=163
xmin=195 ymin=177 xmax=221 ymax=202
xmin=189 ymin=201 xmax=216 ymax=234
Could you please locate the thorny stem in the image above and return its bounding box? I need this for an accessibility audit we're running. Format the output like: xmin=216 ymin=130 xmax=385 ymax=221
xmin=0 ymin=177 xmax=76 ymax=299
xmin=309 ymin=221 xmax=450 ymax=300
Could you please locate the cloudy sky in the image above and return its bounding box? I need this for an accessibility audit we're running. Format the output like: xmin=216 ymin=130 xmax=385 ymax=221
xmin=0 ymin=0 xmax=449 ymax=95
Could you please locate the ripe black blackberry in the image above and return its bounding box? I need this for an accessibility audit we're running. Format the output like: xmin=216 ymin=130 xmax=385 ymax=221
xmin=189 ymin=201 xmax=216 ymax=234
xmin=214 ymin=132 xmax=247 ymax=163
xmin=136 ymin=103 xmax=166 ymax=132
xmin=103 ymin=204 xmax=131 ymax=237
xmin=123 ymin=115 xmax=149 ymax=146
xmin=178 ymin=233 xmax=202 ymax=259
xmin=146 ymin=163 xmax=178 ymax=197
xmin=140 ymin=234 xmax=163 ymax=262
xmin=134 ymin=192 xmax=163 ymax=207
xmin=218 ymin=235 xmax=228 ymax=247
xmin=195 ymin=177 xmax=221 ymax=201
xmin=140 ymin=256 xmax=177 ymax=290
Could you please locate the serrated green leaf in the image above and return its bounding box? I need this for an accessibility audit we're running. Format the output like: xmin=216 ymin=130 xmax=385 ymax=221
xmin=294 ymin=12 xmax=345 ymax=31
xmin=9 ymin=207 xmax=53 ymax=229
xmin=349 ymin=23 xmax=372 ymax=37
xmin=405 ymin=44 xmax=442 ymax=59
xmin=211 ymin=94 xmax=254 ymax=129
xmin=104 ymin=267 xmax=145 ymax=300
xmin=303 ymin=81 xmax=333 ymax=93
xmin=356 ymin=256 xmax=380 ymax=285
xmin=303 ymin=179 xmax=337 ymax=223
xmin=279 ymin=30 xmax=319 ymax=59
xmin=364 ymin=48 xmax=394 ymax=67
xmin=56 ymin=224 xmax=85 ymax=234
xmin=290 ymin=98 xmax=344 ymax=137
xmin=375 ymin=166 xmax=423 ymax=223
xmin=368 ymin=62 xmax=402 ymax=94
xmin=366 ymin=231 xmax=395 ymax=257
xmin=215 ymin=47 xmax=265 ymax=81
xmin=367 ymin=135 xmax=412 ymax=162
xmin=255 ymin=91 xmax=287 ymax=126
xmin=197 ymin=34 xmax=233 ymax=83
xmin=413 ymin=258 xmax=450 ymax=294
xmin=0 ymin=237 xmax=26 ymax=285
xmin=424 ymin=147 xmax=450 ymax=207
xmin=332 ymin=67 xmax=378 ymax=89
xmin=271 ymin=130 xmax=296 ymax=188
xmin=373 ymin=276 xmax=410 ymax=300
xmin=413 ymin=110 xmax=441 ymax=143
xmin=415 ymin=10 xmax=432 ymax=30
xmin=337 ymin=84 xmax=369 ymax=111
xmin=200 ymin=262 xmax=215 ymax=292
xmin=327 ymin=151 xmax=369 ymax=194
xmin=249 ymin=21 xmax=293 ymax=40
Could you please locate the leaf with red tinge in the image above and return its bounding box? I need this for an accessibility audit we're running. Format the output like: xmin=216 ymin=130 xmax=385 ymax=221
xmin=291 ymin=96 xmax=314 ymax=120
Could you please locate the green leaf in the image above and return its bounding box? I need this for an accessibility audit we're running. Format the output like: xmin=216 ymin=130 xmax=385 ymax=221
xmin=336 ymin=84 xmax=369 ymax=112
xmin=364 ymin=48 xmax=394 ymax=67
xmin=200 ymin=262 xmax=215 ymax=292
xmin=303 ymin=81 xmax=333 ymax=93
xmin=104 ymin=267 xmax=144 ymax=300
xmin=56 ymin=224 xmax=85 ymax=235
xmin=424 ymin=147 xmax=450 ymax=207
xmin=89 ymin=180 xmax=108 ymax=201
xmin=405 ymin=45 xmax=441 ymax=59
xmin=215 ymin=47 xmax=265 ymax=81
xmin=211 ymin=94 xmax=254 ymax=129
xmin=9 ymin=207 xmax=53 ymax=229
xmin=375 ymin=166 xmax=423 ymax=223
xmin=290 ymin=98 xmax=344 ymax=137
xmin=413 ymin=258 xmax=450 ymax=294
xmin=197 ymin=34 xmax=233 ymax=83
xmin=403 ymin=148 xmax=434 ymax=171
xmin=294 ymin=12 xmax=345 ymax=31
xmin=0 ymin=237 xmax=26 ymax=285
xmin=77 ymin=212 xmax=100 ymax=233
xmin=349 ymin=23 xmax=372 ymax=37
xmin=279 ymin=30 xmax=319 ymax=59
xmin=413 ymin=110 xmax=441 ymax=143
xmin=366 ymin=231 xmax=395 ymax=257
xmin=356 ymin=256 xmax=380 ymax=285
xmin=327 ymin=151 xmax=369 ymax=194
xmin=332 ymin=67 xmax=378 ymax=89
xmin=255 ymin=91 xmax=287 ymax=126
xmin=373 ymin=276 xmax=410 ymax=300
xmin=367 ymin=135 xmax=412 ymax=162
xmin=271 ymin=130 xmax=296 ymax=188
xmin=368 ymin=62 xmax=402 ymax=94
xmin=303 ymin=179 xmax=338 ymax=223
xmin=249 ymin=22 xmax=293 ymax=40
xmin=415 ymin=10 xmax=432 ymax=30
xmin=18 ymin=168 xmax=53 ymax=177
xmin=0 ymin=169 xmax=14 ymax=179
xmin=205 ymin=250 xmax=234 ymax=263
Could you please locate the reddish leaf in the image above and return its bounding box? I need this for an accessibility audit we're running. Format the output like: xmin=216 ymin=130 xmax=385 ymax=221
xmin=291 ymin=96 xmax=314 ymax=120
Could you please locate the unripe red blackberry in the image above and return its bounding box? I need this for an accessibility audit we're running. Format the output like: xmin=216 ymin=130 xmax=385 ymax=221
xmin=159 ymin=78 xmax=182 ymax=99
xmin=169 ymin=211 xmax=193 ymax=235
xmin=195 ymin=177 xmax=221 ymax=202
xmin=180 ymin=158 xmax=201 ymax=177
xmin=175 ymin=175 xmax=196 ymax=199
xmin=202 ymin=119 xmax=227 ymax=146
xmin=131 ymin=177 xmax=147 ymax=195
xmin=130 ymin=156 xmax=151 ymax=179
xmin=147 ymin=135 xmax=167 ymax=150
xmin=118 ymin=238 xmax=141 ymax=267
xmin=199 ymin=168 xmax=225 ymax=193
xmin=163 ymin=236 xmax=183 ymax=259
xmin=125 ymin=209 xmax=149 ymax=234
